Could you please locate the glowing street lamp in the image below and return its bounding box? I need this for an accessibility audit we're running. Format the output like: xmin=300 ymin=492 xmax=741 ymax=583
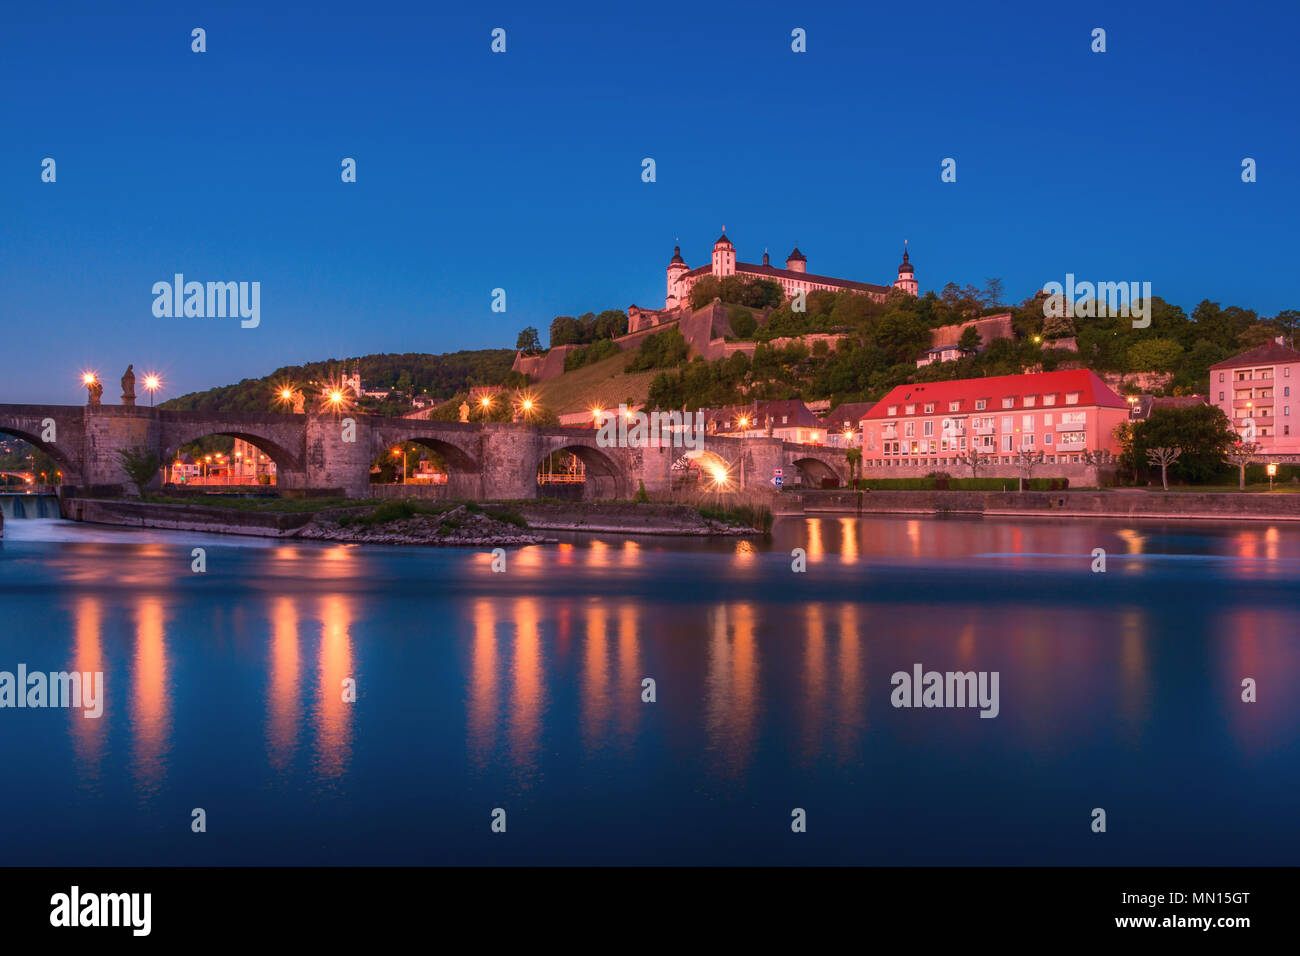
xmin=143 ymin=373 xmax=162 ymax=406
xmin=1267 ymin=462 xmax=1278 ymax=491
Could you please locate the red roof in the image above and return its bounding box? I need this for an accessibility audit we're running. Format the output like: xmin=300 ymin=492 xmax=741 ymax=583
xmin=1209 ymin=341 xmax=1300 ymax=370
xmin=862 ymin=370 xmax=1128 ymax=421
xmin=681 ymin=263 xmax=891 ymax=295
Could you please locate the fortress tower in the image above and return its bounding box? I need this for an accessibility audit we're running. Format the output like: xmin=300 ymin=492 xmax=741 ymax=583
xmin=711 ymin=231 xmax=736 ymax=277
xmin=893 ymin=241 xmax=918 ymax=296
xmin=666 ymin=245 xmax=689 ymax=308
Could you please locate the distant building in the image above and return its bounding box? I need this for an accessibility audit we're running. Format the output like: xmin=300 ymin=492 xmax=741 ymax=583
xmin=860 ymin=369 xmax=1130 ymax=469
xmin=665 ymin=231 xmax=918 ymax=310
xmin=1209 ymin=339 xmax=1300 ymax=458
xmin=823 ymin=402 xmax=876 ymax=447
xmin=703 ymin=400 xmax=825 ymax=445
xmin=917 ymin=313 xmax=1015 ymax=367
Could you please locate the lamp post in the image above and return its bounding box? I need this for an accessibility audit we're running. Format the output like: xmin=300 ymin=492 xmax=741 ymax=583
xmin=143 ymin=374 xmax=161 ymax=406
xmin=1267 ymin=462 xmax=1277 ymax=491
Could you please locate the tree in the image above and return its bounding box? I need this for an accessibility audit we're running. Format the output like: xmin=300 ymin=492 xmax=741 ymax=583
xmin=515 ymin=327 xmax=541 ymax=354
xmin=1145 ymin=446 xmax=1181 ymax=490
xmin=116 ymin=446 xmax=160 ymax=496
xmin=727 ymin=306 xmax=757 ymax=338
xmin=1125 ymin=405 xmax=1235 ymax=484
xmin=1126 ymin=337 xmax=1184 ymax=372
xmin=549 ymin=315 xmax=582 ymax=347
xmin=957 ymin=446 xmax=987 ymax=479
xmin=1226 ymin=442 xmax=1260 ymax=491
xmin=845 ymin=447 xmax=862 ymax=486
xmin=958 ymin=326 xmax=982 ymax=353
xmin=1014 ymin=448 xmax=1044 ymax=491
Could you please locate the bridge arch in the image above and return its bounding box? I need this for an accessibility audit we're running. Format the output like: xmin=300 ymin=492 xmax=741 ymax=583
xmin=371 ymin=436 xmax=482 ymax=498
xmin=0 ymin=423 xmax=83 ymax=485
xmin=536 ymin=440 xmax=626 ymax=499
xmin=671 ymin=449 xmax=734 ymax=490
xmin=160 ymin=428 xmax=305 ymax=488
xmin=789 ymin=454 xmax=845 ymax=489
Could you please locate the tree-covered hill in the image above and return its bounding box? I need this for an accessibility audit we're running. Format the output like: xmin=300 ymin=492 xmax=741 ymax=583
xmin=161 ymin=350 xmax=517 ymax=414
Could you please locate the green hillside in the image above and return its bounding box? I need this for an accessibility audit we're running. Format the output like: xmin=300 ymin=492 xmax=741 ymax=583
xmin=161 ymin=349 xmax=516 ymax=414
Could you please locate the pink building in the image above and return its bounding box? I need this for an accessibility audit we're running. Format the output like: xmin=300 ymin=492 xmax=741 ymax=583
xmin=665 ymin=232 xmax=917 ymax=309
xmin=860 ymin=369 xmax=1130 ymax=469
xmin=1209 ymin=340 xmax=1300 ymax=459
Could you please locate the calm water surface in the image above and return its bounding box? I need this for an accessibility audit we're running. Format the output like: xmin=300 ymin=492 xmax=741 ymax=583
xmin=1 ymin=514 xmax=1297 ymax=865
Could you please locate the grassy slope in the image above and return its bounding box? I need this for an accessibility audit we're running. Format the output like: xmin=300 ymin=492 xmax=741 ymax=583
xmin=531 ymin=352 xmax=659 ymax=415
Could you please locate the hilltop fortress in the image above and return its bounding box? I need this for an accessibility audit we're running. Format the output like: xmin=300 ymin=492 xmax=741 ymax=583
xmin=513 ymin=231 xmax=918 ymax=383
xmin=662 ymin=230 xmax=917 ymax=314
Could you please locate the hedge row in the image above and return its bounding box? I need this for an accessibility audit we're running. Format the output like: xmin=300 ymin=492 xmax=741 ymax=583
xmin=851 ymin=477 xmax=1070 ymax=491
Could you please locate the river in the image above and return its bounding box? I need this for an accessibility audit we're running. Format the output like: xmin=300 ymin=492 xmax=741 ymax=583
xmin=1 ymin=514 xmax=1297 ymax=865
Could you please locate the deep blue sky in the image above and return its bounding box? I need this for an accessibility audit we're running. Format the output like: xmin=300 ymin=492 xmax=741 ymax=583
xmin=3 ymin=0 xmax=1296 ymax=404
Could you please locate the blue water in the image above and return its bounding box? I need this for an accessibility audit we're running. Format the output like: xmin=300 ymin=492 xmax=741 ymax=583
xmin=0 ymin=514 xmax=1297 ymax=865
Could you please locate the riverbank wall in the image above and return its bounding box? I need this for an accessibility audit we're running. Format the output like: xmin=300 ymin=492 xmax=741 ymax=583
xmin=786 ymin=489 xmax=1300 ymax=520
xmin=61 ymin=498 xmax=314 ymax=537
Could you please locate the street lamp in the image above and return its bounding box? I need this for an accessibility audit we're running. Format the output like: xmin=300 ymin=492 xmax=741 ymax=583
xmin=1267 ymin=462 xmax=1277 ymax=491
xmin=143 ymin=374 xmax=161 ymax=406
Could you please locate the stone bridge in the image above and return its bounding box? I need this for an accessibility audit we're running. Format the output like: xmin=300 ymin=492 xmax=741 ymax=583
xmin=0 ymin=404 xmax=849 ymax=499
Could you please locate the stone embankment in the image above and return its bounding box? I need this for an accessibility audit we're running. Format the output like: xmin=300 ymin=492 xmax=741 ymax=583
xmin=787 ymin=489 xmax=1300 ymax=520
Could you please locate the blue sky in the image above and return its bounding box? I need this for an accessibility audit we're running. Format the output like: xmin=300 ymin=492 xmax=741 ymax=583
xmin=2 ymin=0 xmax=1296 ymax=404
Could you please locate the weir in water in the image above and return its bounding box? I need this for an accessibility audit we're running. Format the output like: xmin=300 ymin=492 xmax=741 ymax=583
xmin=0 ymin=493 xmax=60 ymax=520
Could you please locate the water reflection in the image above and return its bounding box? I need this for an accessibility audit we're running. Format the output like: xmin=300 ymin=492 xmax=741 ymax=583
xmin=266 ymin=597 xmax=301 ymax=773
xmin=312 ymin=594 xmax=354 ymax=785
xmin=130 ymin=597 xmax=169 ymax=796
xmin=70 ymin=596 xmax=105 ymax=780
xmin=14 ymin=512 xmax=1300 ymax=864
xmin=706 ymin=604 xmax=760 ymax=780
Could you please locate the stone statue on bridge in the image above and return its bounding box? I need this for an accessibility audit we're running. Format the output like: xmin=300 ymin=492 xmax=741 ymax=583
xmin=121 ymin=365 xmax=136 ymax=407
xmin=86 ymin=378 xmax=102 ymax=406
xmin=458 ymin=401 xmax=470 ymax=423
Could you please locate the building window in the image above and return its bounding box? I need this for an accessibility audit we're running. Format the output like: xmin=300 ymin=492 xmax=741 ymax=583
xmin=975 ymin=399 xmax=987 ymax=410
xmin=1286 ymin=387 xmax=1291 ymax=397
xmin=1002 ymin=397 xmax=1015 ymax=409
xmin=1001 ymin=435 xmax=1013 ymax=452
xmin=887 ymin=406 xmax=897 ymax=416
xmin=1022 ymin=434 xmax=1035 ymax=447
xmin=924 ymin=403 xmax=934 ymax=413
xmin=1043 ymin=395 xmax=1056 ymax=406
xmin=1044 ymin=433 xmax=1052 ymax=444
xmin=1022 ymin=415 xmax=1035 ymax=432
xmin=904 ymin=422 xmax=914 ymax=437
xmin=1065 ymin=392 xmax=1080 ymax=405
xmin=948 ymin=401 xmax=960 ymax=412
xmin=1001 ymin=416 xmax=1013 ymax=432
xmin=923 ymin=421 xmax=934 ymax=436
xmin=1219 ymin=392 xmax=1225 ymax=401
xmin=1044 ymin=414 xmax=1053 ymax=425
xmin=1024 ymin=395 xmax=1036 ymax=408
xmin=1219 ymin=373 xmax=1224 ymax=382
xmin=1287 ymin=407 xmax=1291 ymax=416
